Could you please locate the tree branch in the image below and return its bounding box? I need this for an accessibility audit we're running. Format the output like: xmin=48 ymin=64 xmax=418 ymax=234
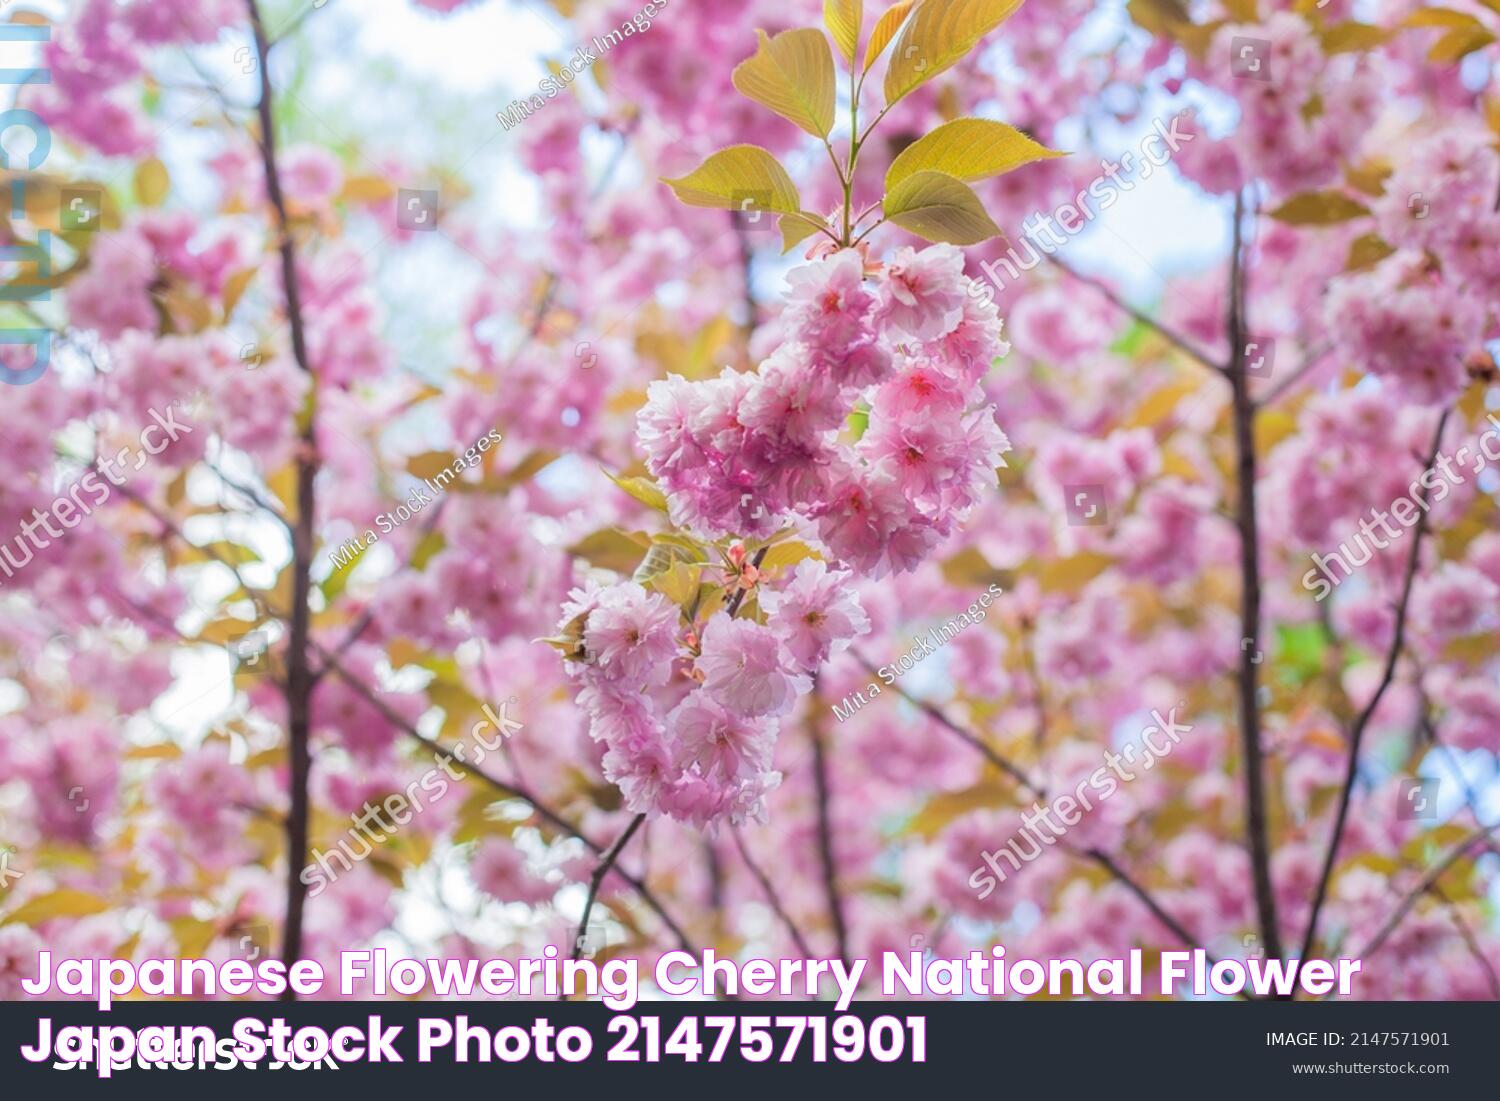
xmin=1298 ymin=407 xmax=1453 ymax=964
xmin=568 ymin=812 xmax=645 ymax=966
xmin=807 ymin=683 xmax=850 ymax=965
xmin=1047 ymin=254 xmax=1227 ymax=378
xmin=733 ymin=828 xmax=816 ymax=960
xmin=854 ymin=652 xmax=1043 ymax=794
xmin=851 ymin=655 xmax=1215 ymax=960
xmin=1226 ymin=188 xmax=1284 ymax=966
xmin=1346 ymin=820 xmax=1499 ymax=966
xmin=246 ymin=0 xmax=319 ymax=993
xmin=313 ymin=641 xmax=697 ymax=954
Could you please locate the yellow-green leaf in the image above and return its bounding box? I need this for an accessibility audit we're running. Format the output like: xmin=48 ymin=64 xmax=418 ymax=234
xmin=569 ymin=529 xmax=651 ymax=574
xmin=824 ymin=0 xmax=863 ymax=65
xmin=134 ymin=158 xmax=170 ymax=206
xmin=1403 ymin=8 xmax=1487 ymax=30
xmin=338 ymin=175 xmax=396 ymax=203
xmin=780 ymin=212 xmax=828 ymax=253
xmin=882 ymin=169 xmax=1003 ymax=245
xmin=1268 ymin=190 xmax=1370 ymax=225
xmin=1320 ymin=21 xmax=1393 ymax=53
xmin=3 ymin=889 xmax=111 ymax=926
xmin=221 ymin=266 xmax=258 ymax=320
xmin=886 ymin=116 xmax=1064 ymax=191
xmin=864 ymin=0 xmax=916 ymax=73
xmin=603 ymin=468 xmax=669 ymax=512
xmin=407 ymin=451 xmax=457 ymax=480
xmin=1033 ymin=552 xmax=1113 ymax=594
xmin=884 ymin=0 xmax=1024 ymax=107
xmin=1126 ymin=0 xmax=1191 ymax=36
xmin=1345 ymin=232 xmax=1394 ymax=272
xmin=1428 ymin=26 xmax=1496 ymax=63
xmin=761 ymin=541 xmax=820 ymax=572
xmin=633 ymin=540 xmax=696 ymax=585
xmin=731 ymin=29 xmax=837 ymax=138
xmin=661 ymin=145 xmax=801 ymax=215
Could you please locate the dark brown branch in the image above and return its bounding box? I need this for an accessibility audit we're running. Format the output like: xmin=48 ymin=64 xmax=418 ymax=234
xmin=1047 ymin=254 xmax=1227 ymax=378
xmin=568 ymin=812 xmax=645 ymax=966
xmin=1227 ymin=188 xmax=1284 ymax=966
xmin=1346 ymin=821 xmax=1498 ymax=966
xmin=313 ymin=642 xmax=696 ymax=953
xmin=853 ymin=656 xmax=1216 ymax=962
xmin=247 ymin=0 xmax=318 ymax=994
xmin=733 ymin=828 xmax=816 ymax=960
xmin=807 ymin=686 xmax=850 ymax=965
xmin=1081 ymin=848 xmax=1213 ymax=957
xmin=1298 ymin=407 xmax=1453 ymax=964
xmin=855 ymin=653 xmax=1044 ymax=796
xmin=1430 ymin=884 xmax=1500 ymax=1000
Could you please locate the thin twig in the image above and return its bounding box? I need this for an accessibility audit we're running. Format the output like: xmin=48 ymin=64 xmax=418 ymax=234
xmin=314 ymin=642 xmax=696 ymax=953
xmin=1430 ymin=884 xmax=1500 ymax=1000
xmin=854 ymin=653 xmax=1043 ymax=795
xmin=1298 ymin=407 xmax=1453 ymax=965
xmin=807 ymin=685 xmax=850 ymax=966
xmin=1347 ymin=821 xmax=1499 ymax=966
xmin=853 ymin=654 xmax=1217 ymax=963
xmin=568 ymin=812 xmax=646 ymax=966
xmin=733 ymin=828 xmax=816 ymax=959
xmin=1047 ymin=254 xmax=1227 ymax=378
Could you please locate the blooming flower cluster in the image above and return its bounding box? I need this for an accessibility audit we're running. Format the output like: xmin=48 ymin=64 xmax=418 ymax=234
xmin=639 ymin=245 xmax=1010 ymax=576
xmin=558 ymin=558 xmax=870 ymax=830
xmin=555 ymin=243 xmax=1009 ymax=829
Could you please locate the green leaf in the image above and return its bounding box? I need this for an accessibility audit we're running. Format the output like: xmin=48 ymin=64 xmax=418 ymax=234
xmin=824 ymin=0 xmax=863 ymax=66
xmin=885 ymin=117 xmax=1064 ymax=192
xmin=602 ymin=468 xmax=669 ymax=512
xmin=731 ymin=29 xmax=837 ymax=138
xmin=568 ymin=529 xmax=651 ymax=574
xmin=661 ymin=145 xmax=802 ymax=215
xmin=884 ymin=0 xmax=1024 ymax=107
xmin=882 ymin=169 xmax=1003 ymax=244
xmin=1267 ymin=190 xmax=1371 ymax=225
xmin=2 ymin=889 xmax=111 ymax=926
xmin=653 ymin=560 xmax=704 ymax=606
xmin=760 ymin=541 xmax=820 ymax=572
xmin=1320 ymin=21 xmax=1393 ymax=54
xmin=780 ymin=212 xmax=828 ymax=253
xmin=864 ymin=0 xmax=916 ymax=73
xmin=633 ymin=541 xmax=698 ymax=585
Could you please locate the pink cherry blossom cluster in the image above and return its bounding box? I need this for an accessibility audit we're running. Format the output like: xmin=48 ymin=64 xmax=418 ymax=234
xmin=558 ymin=558 xmax=868 ymax=830
xmin=1322 ymin=124 xmax=1500 ymax=406
xmin=556 ymin=244 xmax=1009 ymax=829
xmin=1198 ymin=13 xmax=1382 ymax=197
xmin=639 ymin=244 xmax=1011 ymax=576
